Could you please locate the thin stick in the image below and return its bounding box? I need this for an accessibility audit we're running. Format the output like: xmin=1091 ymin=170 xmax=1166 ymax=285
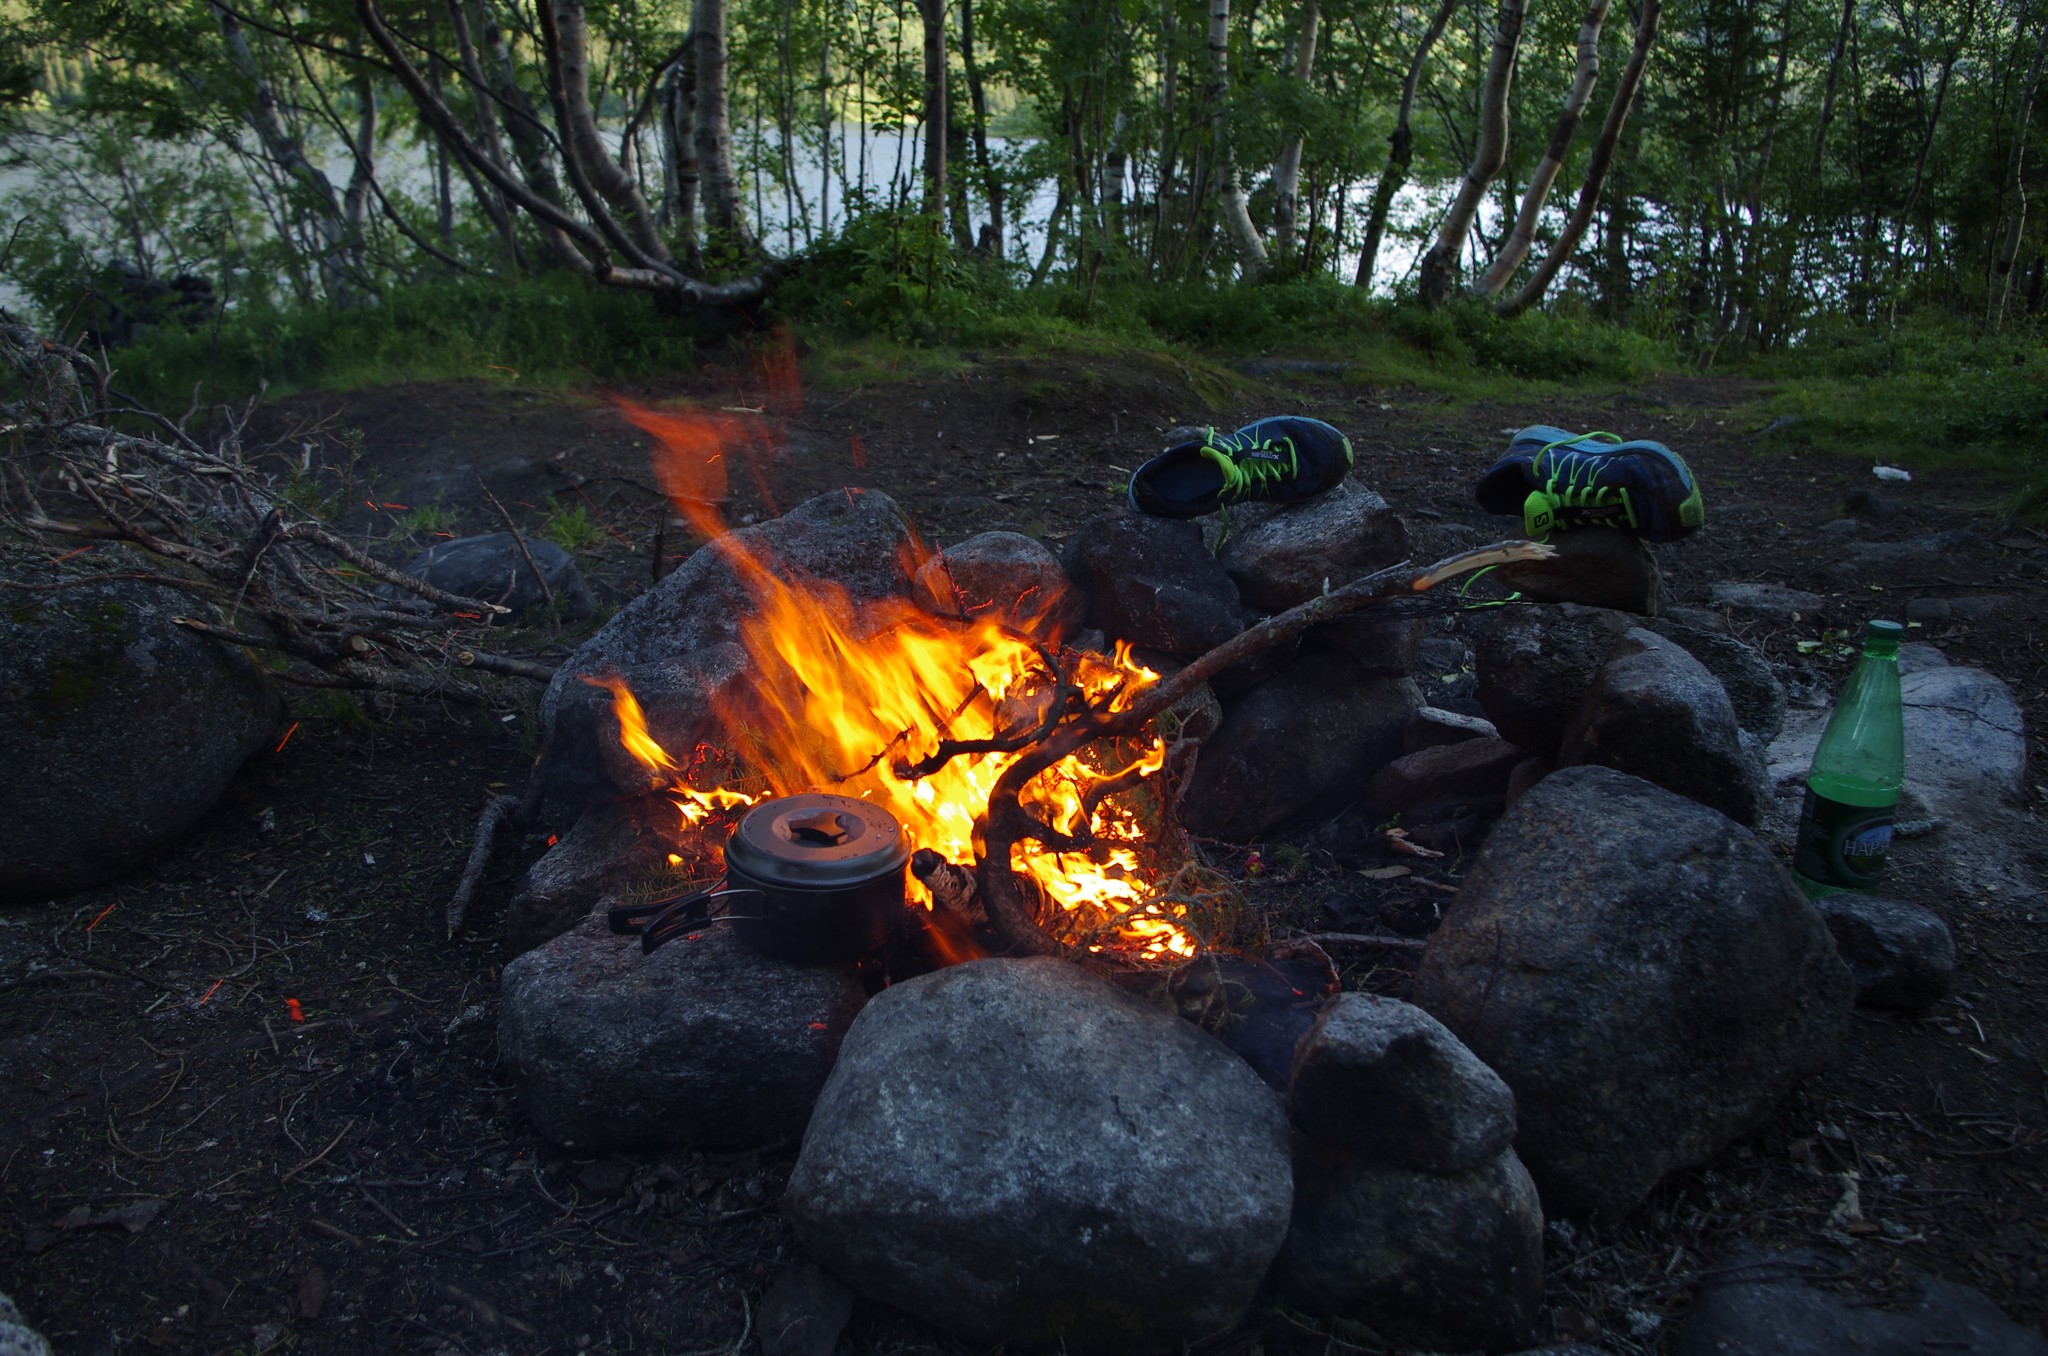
xmin=475 ymin=473 xmax=556 ymax=618
xmin=1301 ymin=931 xmax=1430 ymax=951
xmin=447 ymin=792 xmax=522 ymax=938
xmin=280 ymin=1118 xmax=356 ymax=1184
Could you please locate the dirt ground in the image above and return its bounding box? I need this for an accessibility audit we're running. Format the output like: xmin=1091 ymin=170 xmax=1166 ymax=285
xmin=3 ymin=337 xmax=2045 ymax=1355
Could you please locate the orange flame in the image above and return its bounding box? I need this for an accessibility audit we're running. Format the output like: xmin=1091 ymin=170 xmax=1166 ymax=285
xmin=603 ymin=392 xmax=1199 ymax=963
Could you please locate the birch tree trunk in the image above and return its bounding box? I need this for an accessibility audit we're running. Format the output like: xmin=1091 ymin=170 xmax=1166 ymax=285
xmin=1210 ymin=0 xmax=1269 ymax=277
xmin=1472 ymin=0 xmax=1609 ymax=296
xmin=479 ymin=6 xmax=591 ymax=272
xmin=1993 ymin=18 xmax=2048 ymax=326
xmin=1417 ymin=0 xmax=1527 ymax=307
xmin=1356 ymin=0 xmax=1460 ymax=287
xmin=1272 ymin=0 xmax=1321 ymax=258
xmin=693 ymin=0 xmax=757 ymax=251
xmin=1498 ymin=0 xmax=1661 ymax=316
xmin=213 ymin=3 xmax=366 ymax=305
xmin=546 ymin=1 xmax=669 ymax=261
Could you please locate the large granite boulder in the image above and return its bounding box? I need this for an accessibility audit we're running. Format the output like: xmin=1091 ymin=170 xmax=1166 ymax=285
xmin=1412 ymin=765 xmax=1852 ymax=1216
xmin=1059 ymin=514 xmax=1244 ymax=657
xmin=0 ymin=546 xmax=282 ymax=900
xmin=1178 ymin=655 xmax=1422 ymax=840
xmin=785 ymin=958 xmax=1293 ymax=1354
xmin=539 ymin=488 xmax=918 ymax=733
xmin=503 ymin=796 xmax=683 ymax=956
xmin=1647 ymin=610 xmax=1787 ymax=743
xmin=1491 ymin=526 xmax=1660 ymax=615
xmin=538 ymin=642 xmax=753 ymax=808
xmin=499 ymin=917 xmax=867 ymax=1150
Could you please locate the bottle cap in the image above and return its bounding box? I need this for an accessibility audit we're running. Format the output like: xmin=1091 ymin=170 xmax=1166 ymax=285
xmin=1864 ymin=619 xmax=1903 ymax=653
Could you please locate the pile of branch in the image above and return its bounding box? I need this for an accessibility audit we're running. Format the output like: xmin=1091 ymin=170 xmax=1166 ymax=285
xmin=0 ymin=314 xmax=556 ymax=700
xmin=958 ymin=542 xmax=1555 ymax=960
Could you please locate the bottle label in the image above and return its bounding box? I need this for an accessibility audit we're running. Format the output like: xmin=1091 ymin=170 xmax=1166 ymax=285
xmin=1793 ymin=787 xmax=1895 ymax=888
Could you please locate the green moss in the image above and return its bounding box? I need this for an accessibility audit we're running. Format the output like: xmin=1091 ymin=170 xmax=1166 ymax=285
xmin=34 ymin=651 xmax=113 ymax=716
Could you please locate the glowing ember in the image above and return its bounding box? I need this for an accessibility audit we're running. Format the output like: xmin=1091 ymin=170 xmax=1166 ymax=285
xmin=601 ymin=392 xmax=1200 ymax=963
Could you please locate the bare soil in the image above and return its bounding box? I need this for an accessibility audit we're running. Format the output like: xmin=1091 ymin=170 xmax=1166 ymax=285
xmin=3 ymin=343 xmax=2046 ymax=1355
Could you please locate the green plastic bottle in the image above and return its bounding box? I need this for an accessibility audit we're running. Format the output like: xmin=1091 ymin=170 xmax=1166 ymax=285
xmin=1792 ymin=619 xmax=1905 ymax=898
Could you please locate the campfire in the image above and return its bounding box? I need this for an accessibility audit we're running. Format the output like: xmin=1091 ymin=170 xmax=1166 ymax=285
xmin=601 ymin=400 xmax=1205 ymax=966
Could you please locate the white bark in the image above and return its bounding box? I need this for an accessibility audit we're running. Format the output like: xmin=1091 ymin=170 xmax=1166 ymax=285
xmin=1272 ymin=0 xmax=1321 ymax=256
xmin=1474 ymin=0 xmax=1610 ymax=296
xmin=1418 ymin=0 xmax=1526 ymax=307
xmin=1209 ymin=0 xmax=1268 ymax=276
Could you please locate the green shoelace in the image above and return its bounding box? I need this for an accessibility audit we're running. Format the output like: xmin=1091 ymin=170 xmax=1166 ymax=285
xmin=1528 ymin=430 xmax=1638 ymax=534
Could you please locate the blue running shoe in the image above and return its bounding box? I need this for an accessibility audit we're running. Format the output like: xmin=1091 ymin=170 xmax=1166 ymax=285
xmin=1129 ymin=415 xmax=1354 ymax=519
xmin=1473 ymin=425 xmax=1705 ymax=543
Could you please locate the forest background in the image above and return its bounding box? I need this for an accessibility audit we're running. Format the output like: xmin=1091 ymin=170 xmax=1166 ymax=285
xmin=2 ymin=0 xmax=2045 ymax=510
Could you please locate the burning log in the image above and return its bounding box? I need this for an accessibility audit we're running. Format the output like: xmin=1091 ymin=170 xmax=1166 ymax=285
xmin=910 ymin=848 xmax=984 ymax=924
xmin=971 ymin=541 xmax=1554 ymax=960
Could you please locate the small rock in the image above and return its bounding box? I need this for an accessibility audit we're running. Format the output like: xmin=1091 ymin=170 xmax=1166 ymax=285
xmin=757 ymin=1264 xmax=855 ymax=1356
xmin=1843 ymin=487 xmax=1899 ymax=520
xmin=1177 ymin=656 xmax=1421 ymax=840
xmin=1505 ymin=755 xmax=1553 ymax=808
xmin=1288 ymin=994 xmax=1517 ymax=1173
xmin=1404 ymin=706 xmax=1500 ymax=752
xmin=1473 ymin=604 xmax=1632 ymax=757
xmin=389 ymin=532 xmax=592 ymax=620
xmin=1217 ymin=482 xmax=1410 ymax=612
xmin=1060 ymin=514 xmax=1244 ymax=657
xmin=1492 ymin=527 xmax=1661 ymax=615
xmin=1273 ymin=1142 xmax=1543 ymax=1352
xmin=911 ymin=531 xmax=1086 ymax=641
xmin=786 ymin=958 xmax=1292 ymax=1354
xmin=1707 ymin=581 xmax=1828 ymax=623
xmin=0 ymin=1291 xmax=53 ymax=1356
xmin=499 ymin=917 xmax=866 ymax=1150
xmin=1559 ymin=628 xmax=1766 ymax=825
xmin=1313 ymin=611 xmax=1424 ymax=677
xmin=1813 ymin=894 xmax=1956 ymax=1009
xmin=1674 ymin=1248 xmax=2048 ymax=1355
xmin=1646 ymin=613 xmax=1788 ymax=743
xmin=1412 ymin=766 xmax=1852 ymax=1216
xmin=504 ymin=796 xmax=683 ymax=957
xmin=1368 ymin=736 xmax=1526 ymax=824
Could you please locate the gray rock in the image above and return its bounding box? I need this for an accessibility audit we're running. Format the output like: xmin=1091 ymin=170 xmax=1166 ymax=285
xmin=1412 ymin=766 xmax=1852 ymax=1216
xmin=786 ymin=958 xmax=1293 ymax=1354
xmin=1273 ymin=1143 xmax=1543 ymax=1352
xmin=1313 ymin=611 xmax=1425 ymax=677
xmin=1178 ymin=656 xmax=1422 ymax=839
xmin=538 ymin=642 xmax=753 ymax=808
xmin=1813 ymin=894 xmax=1956 ymax=1009
xmin=1897 ymin=641 xmax=1950 ymax=674
xmin=389 ymin=532 xmax=591 ymax=620
xmin=1288 ymin=994 xmax=1517 ymax=1173
xmin=1662 ymin=604 xmax=1731 ymax=633
xmin=504 ymin=796 xmax=683 ymax=956
xmin=1061 ymin=513 xmax=1244 ymax=657
xmin=1368 ymin=736 xmax=1526 ymax=824
xmin=1842 ymin=530 xmax=1992 ymax=571
xmin=0 ymin=1291 xmax=53 ymax=1356
xmin=1505 ymin=1348 xmax=1613 ymax=1356
xmin=1559 ymin=628 xmax=1766 ymax=826
xmin=1843 ymin=487 xmax=1900 ymax=520
xmin=1473 ymin=604 xmax=1630 ymax=757
xmin=0 ymin=546 xmax=282 ymax=901
xmin=757 ymin=1265 xmax=855 ymax=1356
xmin=499 ymin=916 xmax=867 ymax=1150
xmin=1768 ymin=664 xmax=2029 ymax=819
xmin=1675 ymin=1249 xmax=2048 ymax=1356
xmin=1217 ymin=482 xmax=1409 ymax=612
xmin=1492 ymin=527 xmax=1660 ymax=615
xmin=911 ymin=530 xmax=1086 ymax=641
xmin=1505 ymin=755 xmax=1553 ymax=808
xmin=1404 ymin=706 xmax=1500 ymax=752
xmin=1708 ymin=581 xmax=1828 ymax=622
xmin=540 ymin=488 xmax=917 ymax=732
xmin=1646 ymin=613 xmax=1788 ymax=742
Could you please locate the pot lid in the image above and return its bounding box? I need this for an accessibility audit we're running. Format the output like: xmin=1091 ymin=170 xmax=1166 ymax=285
xmin=725 ymin=793 xmax=909 ymax=889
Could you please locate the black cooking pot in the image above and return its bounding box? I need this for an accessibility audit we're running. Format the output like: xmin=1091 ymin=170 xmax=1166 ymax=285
xmin=608 ymin=793 xmax=910 ymax=964
xmin=725 ymin=794 xmax=909 ymax=964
